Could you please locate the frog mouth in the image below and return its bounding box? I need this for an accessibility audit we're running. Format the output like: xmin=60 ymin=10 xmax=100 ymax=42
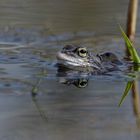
xmin=57 ymin=51 xmax=101 ymax=70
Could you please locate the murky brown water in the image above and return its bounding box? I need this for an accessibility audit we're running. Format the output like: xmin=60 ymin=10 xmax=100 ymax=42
xmin=0 ymin=0 xmax=140 ymax=140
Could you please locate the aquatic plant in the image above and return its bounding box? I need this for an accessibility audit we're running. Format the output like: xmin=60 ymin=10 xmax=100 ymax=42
xmin=119 ymin=26 xmax=140 ymax=106
xmin=119 ymin=81 xmax=133 ymax=106
xmin=119 ymin=25 xmax=140 ymax=63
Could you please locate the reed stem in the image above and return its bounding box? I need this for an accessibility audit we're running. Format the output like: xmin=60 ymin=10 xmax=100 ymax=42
xmin=126 ymin=0 xmax=140 ymax=118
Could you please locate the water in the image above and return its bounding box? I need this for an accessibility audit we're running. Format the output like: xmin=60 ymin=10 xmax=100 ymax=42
xmin=0 ymin=0 xmax=140 ymax=140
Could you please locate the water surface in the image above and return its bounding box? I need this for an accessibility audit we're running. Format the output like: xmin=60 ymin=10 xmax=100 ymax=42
xmin=0 ymin=0 xmax=140 ymax=140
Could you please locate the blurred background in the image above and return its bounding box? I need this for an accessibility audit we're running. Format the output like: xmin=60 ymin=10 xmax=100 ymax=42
xmin=0 ymin=0 xmax=136 ymax=41
xmin=0 ymin=0 xmax=139 ymax=140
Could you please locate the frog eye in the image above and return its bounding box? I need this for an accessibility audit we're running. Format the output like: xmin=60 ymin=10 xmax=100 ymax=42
xmin=105 ymin=52 xmax=111 ymax=57
xmin=77 ymin=47 xmax=87 ymax=57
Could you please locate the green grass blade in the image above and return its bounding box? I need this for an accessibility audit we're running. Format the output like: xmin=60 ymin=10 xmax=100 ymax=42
xmin=119 ymin=25 xmax=140 ymax=63
xmin=118 ymin=81 xmax=133 ymax=107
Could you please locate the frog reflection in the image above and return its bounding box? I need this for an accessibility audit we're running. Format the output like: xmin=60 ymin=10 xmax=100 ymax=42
xmin=59 ymin=77 xmax=89 ymax=88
